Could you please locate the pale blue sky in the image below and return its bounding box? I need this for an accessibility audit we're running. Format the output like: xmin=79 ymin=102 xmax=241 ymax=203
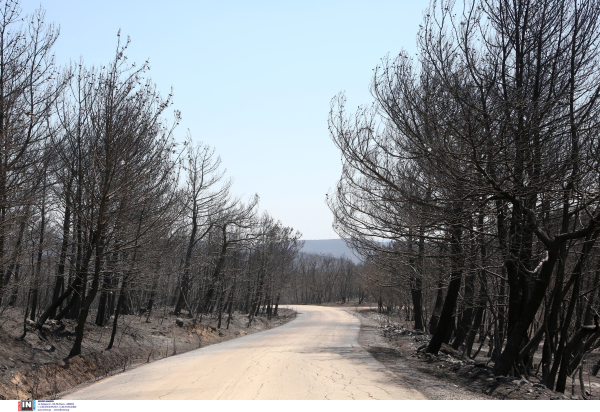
xmin=20 ymin=0 xmax=425 ymax=239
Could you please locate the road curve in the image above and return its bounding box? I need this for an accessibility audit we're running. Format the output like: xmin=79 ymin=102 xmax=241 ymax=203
xmin=65 ymin=305 xmax=425 ymax=400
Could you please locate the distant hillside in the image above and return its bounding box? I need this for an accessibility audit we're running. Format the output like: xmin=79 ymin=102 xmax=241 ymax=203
xmin=300 ymin=239 xmax=361 ymax=263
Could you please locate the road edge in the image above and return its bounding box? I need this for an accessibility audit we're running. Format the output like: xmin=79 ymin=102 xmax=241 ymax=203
xmin=347 ymin=308 xmax=490 ymax=400
xmin=55 ymin=309 xmax=298 ymax=400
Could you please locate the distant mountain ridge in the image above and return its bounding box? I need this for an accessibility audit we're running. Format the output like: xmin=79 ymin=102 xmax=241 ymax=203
xmin=300 ymin=239 xmax=361 ymax=263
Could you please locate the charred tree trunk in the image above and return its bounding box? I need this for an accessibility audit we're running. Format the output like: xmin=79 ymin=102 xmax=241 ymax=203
xmin=452 ymin=265 xmax=475 ymax=350
xmin=226 ymin=281 xmax=236 ymax=329
xmin=95 ymin=272 xmax=112 ymax=326
xmin=555 ymin=323 xmax=600 ymax=393
xmin=107 ymin=277 xmax=128 ymax=350
xmin=547 ymin=231 xmax=598 ymax=387
xmin=493 ymin=248 xmax=559 ymax=376
xmin=465 ymin=291 xmax=486 ymax=357
xmin=65 ymin=214 xmax=86 ymax=321
xmin=410 ymin=278 xmax=424 ymax=331
xmin=3 ymin=210 xmax=28 ymax=307
xmin=35 ymin=274 xmax=81 ymax=329
xmin=30 ymin=194 xmax=46 ymax=322
xmin=427 ymin=223 xmax=463 ymax=355
xmin=274 ymin=293 xmax=280 ymax=316
xmin=68 ymin=231 xmax=104 ymax=358
xmin=49 ymin=183 xmax=71 ymax=319
xmin=429 ymin=278 xmax=445 ymax=335
xmin=200 ymin=225 xmax=229 ymax=315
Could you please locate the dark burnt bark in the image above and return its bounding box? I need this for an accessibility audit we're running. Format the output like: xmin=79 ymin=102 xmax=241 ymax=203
xmin=274 ymin=293 xmax=280 ymax=316
xmin=68 ymin=231 xmax=103 ymax=357
xmin=30 ymin=193 xmax=46 ymax=322
xmin=200 ymin=224 xmax=229 ymax=315
xmin=410 ymin=278 xmax=424 ymax=331
xmin=107 ymin=277 xmax=128 ymax=350
xmin=49 ymin=184 xmax=71 ymax=319
xmin=426 ymin=223 xmax=463 ymax=355
xmin=35 ymin=273 xmax=81 ymax=329
xmin=95 ymin=272 xmax=112 ymax=326
xmin=452 ymin=265 xmax=475 ymax=350
xmin=465 ymin=290 xmax=486 ymax=357
xmin=555 ymin=323 xmax=600 ymax=393
xmin=428 ymin=278 xmax=445 ymax=335
xmin=493 ymin=248 xmax=559 ymax=376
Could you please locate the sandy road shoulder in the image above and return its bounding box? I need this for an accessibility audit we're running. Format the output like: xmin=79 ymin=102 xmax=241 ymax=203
xmin=348 ymin=309 xmax=490 ymax=400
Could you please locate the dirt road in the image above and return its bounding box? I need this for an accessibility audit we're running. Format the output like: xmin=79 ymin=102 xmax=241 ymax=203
xmin=64 ymin=306 xmax=425 ymax=400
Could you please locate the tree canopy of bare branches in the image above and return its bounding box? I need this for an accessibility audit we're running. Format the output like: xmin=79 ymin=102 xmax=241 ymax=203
xmin=328 ymin=0 xmax=600 ymax=393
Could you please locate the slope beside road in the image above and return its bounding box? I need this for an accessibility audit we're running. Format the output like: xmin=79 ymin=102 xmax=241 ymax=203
xmin=64 ymin=305 xmax=425 ymax=400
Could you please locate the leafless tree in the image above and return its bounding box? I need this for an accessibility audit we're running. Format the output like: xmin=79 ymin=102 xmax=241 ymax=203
xmin=328 ymin=0 xmax=600 ymax=393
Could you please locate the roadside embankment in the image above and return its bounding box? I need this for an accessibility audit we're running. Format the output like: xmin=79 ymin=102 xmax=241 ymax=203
xmin=0 ymin=308 xmax=296 ymax=400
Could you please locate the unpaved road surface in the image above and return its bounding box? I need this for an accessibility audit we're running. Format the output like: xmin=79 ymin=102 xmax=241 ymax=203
xmin=65 ymin=306 xmax=425 ymax=400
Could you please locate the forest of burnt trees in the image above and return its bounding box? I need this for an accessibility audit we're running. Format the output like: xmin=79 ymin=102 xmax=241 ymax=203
xmin=5 ymin=0 xmax=600 ymax=400
xmin=0 ymin=0 xmax=313 ymax=360
xmin=327 ymin=0 xmax=600 ymax=394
